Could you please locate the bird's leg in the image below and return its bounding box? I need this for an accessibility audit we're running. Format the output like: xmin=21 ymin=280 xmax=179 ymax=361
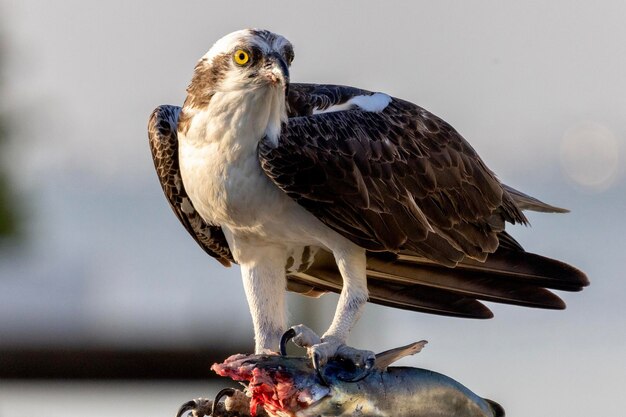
xmin=291 ymin=246 xmax=375 ymax=370
xmin=239 ymin=246 xmax=288 ymax=354
xmin=182 ymin=246 xmax=286 ymax=417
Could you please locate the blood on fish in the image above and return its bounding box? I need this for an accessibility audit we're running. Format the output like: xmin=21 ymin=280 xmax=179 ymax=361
xmin=212 ymin=357 xmax=303 ymax=417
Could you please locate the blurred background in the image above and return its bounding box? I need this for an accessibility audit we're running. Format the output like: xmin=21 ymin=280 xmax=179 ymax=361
xmin=0 ymin=1 xmax=624 ymax=416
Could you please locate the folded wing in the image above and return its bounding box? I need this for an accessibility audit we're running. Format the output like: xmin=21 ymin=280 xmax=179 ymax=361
xmin=263 ymin=84 xmax=528 ymax=266
xmin=148 ymin=105 xmax=233 ymax=266
xmin=148 ymin=85 xmax=588 ymax=319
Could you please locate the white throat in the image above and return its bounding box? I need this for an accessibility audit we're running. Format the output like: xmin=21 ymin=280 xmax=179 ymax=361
xmin=262 ymin=86 xmax=287 ymax=147
xmin=184 ymin=85 xmax=286 ymax=151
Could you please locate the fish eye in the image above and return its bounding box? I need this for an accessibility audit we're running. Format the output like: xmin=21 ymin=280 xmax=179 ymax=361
xmin=233 ymin=49 xmax=250 ymax=66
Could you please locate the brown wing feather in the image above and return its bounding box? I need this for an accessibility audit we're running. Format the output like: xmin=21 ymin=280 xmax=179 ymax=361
xmin=148 ymin=105 xmax=233 ymax=266
xmin=260 ymin=92 xmax=528 ymax=265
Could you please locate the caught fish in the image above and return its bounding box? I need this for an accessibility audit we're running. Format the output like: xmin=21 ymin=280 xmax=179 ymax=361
xmin=210 ymin=341 xmax=504 ymax=417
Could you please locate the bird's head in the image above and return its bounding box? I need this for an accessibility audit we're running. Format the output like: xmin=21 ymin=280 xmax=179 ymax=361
xmin=184 ymin=29 xmax=293 ymax=108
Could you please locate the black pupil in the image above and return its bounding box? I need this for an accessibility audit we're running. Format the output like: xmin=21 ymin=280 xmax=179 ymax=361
xmin=239 ymin=53 xmax=245 ymax=61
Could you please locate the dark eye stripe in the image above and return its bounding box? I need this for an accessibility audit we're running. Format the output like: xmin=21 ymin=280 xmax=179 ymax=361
xmin=249 ymin=46 xmax=263 ymax=64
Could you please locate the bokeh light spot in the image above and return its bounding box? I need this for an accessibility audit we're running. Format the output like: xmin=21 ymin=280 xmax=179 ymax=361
xmin=559 ymin=121 xmax=621 ymax=191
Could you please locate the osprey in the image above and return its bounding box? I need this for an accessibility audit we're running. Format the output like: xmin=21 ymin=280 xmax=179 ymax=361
xmin=148 ymin=29 xmax=588 ymax=370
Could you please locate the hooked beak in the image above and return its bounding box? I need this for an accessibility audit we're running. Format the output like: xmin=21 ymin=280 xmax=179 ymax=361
xmin=263 ymin=52 xmax=290 ymax=92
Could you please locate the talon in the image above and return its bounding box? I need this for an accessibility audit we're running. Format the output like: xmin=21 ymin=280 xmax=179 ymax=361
xmin=211 ymin=388 xmax=236 ymax=416
xmin=279 ymin=328 xmax=297 ymax=356
xmin=312 ymin=351 xmax=329 ymax=387
xmin=176 ymin=400 xmax=198 ymax=417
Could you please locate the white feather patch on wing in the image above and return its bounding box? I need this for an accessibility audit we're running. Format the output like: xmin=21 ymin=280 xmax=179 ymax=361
xmin=313 ymin=92 xmax=392 ymax=115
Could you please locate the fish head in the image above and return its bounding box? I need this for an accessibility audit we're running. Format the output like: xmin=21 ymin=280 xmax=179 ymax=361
xmin=212 ymin=354 xmax=335 ymax=417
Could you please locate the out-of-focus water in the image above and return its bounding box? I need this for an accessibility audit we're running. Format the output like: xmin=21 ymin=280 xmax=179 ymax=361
xmin=0 ymin=381 xmax=223 ymax=417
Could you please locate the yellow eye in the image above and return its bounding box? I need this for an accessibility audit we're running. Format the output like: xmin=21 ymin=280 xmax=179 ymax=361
xmin=234 ymin=49 xmax=250 ymax=65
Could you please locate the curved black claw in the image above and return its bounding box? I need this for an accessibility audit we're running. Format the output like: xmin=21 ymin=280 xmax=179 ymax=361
xmin=336 ymin=356 xmax=375 ymax=383
xmin=312 ymin=352 xmax=330 ymax=387
xmin=279 ymin=328 xmax=296 ymax=356
xmin=211 ymin=388 xmax=237 ymax=416
xmin=177 ymin=400 xmax=199 ymax=417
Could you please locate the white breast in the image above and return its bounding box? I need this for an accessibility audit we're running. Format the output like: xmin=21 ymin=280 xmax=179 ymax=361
xmin=178 ymin=86 xmax=352 ymax=259
xmin=179 ymin=123 xmax=279 ymax=229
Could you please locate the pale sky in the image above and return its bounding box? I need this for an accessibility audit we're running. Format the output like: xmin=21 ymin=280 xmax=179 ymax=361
xmin=0 ymin=1 xmax=625 ymax=416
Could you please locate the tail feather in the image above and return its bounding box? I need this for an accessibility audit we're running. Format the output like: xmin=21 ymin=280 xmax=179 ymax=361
xmin=289 ymin=270 xmax=494 ymax=319
xmin=397 ymin=249 xmax=588 ymax=291
xmin=367 ymin=257 xmax=567 ymax=309
xmin=288 ymin=247 xmax=588 ymax=320
xmin=503 ymin=184 xmax=569 ymax=213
